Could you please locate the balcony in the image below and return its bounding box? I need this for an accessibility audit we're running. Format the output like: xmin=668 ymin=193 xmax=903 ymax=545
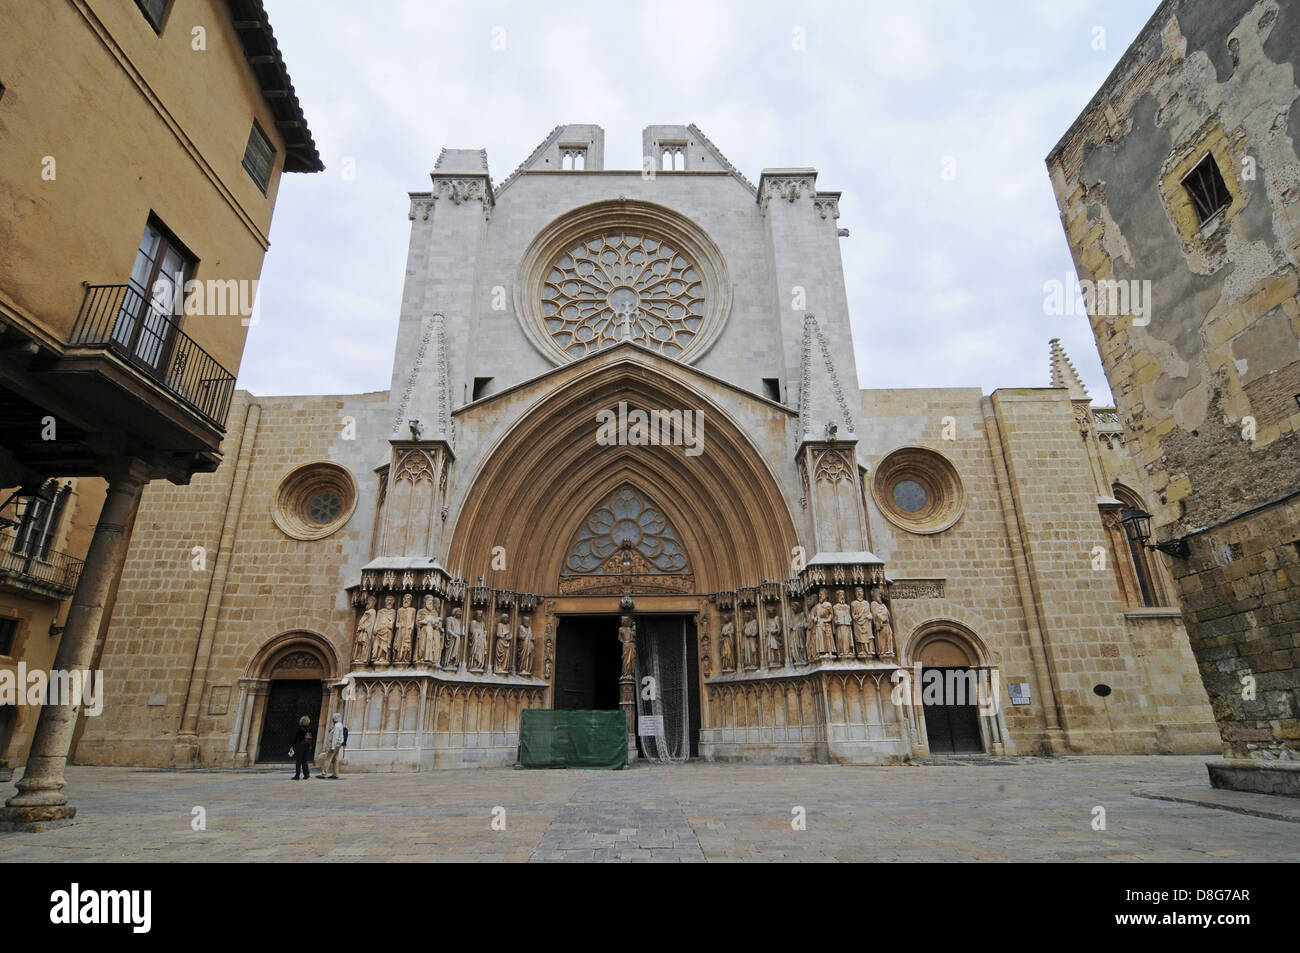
xmin=0 ymin=532 xmax=84 ymax=600
xmin=70 ymin=283 xmax=236 ymax=426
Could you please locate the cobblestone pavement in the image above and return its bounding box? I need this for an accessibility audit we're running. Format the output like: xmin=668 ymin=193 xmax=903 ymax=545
xmin=1 ymin=756 xmax=1297 ymax=862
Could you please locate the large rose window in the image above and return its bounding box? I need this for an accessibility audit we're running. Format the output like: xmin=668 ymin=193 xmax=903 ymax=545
xmin=542 ymin=234 xmax=705 ymax=358
xmin=515 ymin=201 xmax=732 ymax=366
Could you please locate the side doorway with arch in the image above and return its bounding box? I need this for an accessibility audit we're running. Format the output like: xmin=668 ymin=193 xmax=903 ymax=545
xmin=231 ymin=632 xmax=338 ymax=767
xmin=905 ymin=622 xmax=1011 ymax=758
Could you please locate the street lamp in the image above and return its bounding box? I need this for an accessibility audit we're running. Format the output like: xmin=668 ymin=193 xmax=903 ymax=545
xmin=1119 ymin=506 xmax=1190 ymax=558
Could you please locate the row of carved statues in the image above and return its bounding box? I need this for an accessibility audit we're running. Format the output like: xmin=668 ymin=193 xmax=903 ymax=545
xmin=708 ymin=586 xmax=894 ymax=676
xmin=352 ymin=594 xmax=547 ymax=678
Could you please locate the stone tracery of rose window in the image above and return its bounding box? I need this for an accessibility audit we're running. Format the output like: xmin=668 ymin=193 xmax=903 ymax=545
xmin=563 ymin=486 xmax=689 ymax=575
xmin=542 ymin=233 xmax=705 ymax=359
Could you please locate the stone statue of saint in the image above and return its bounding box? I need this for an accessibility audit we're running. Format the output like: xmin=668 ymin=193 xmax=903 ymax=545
xmin=764 ymin=603 xmax=783 ymax=668
xmin=372 ymin=595 xmax=396 ymax=665
xmin=468 ymin=609 xmax=488 ymax=671
xmin=812 ymin=588 xmax=835 ymax=658
xmin=441 ymin=606 xmax=463 ymax=669
xmin=618 ymin=616 xmax=636 ymax=679
xmin=415 ymin=594 xmax=441 ymax=665
xmin=353 ymin=595 xmax=376 ymax=666
xmin=516 ymin=615 xmax=535 ymax=675
xmin=832 ymin=590 xmax=853 ymax=658
xmin=788 ymin=602 xmax=809 ymax=665
xmin=394 ymin=593 xmax=416 ymax=665
xmin=850 ymin=586 xmax=874 ymax=658
xmin=870 ymin=588 xmax=895 ymax=658
xmin=493 ymin=612 xmax=512 ymax=673
xmin=719 ymin=612 xmax=736 ymax=672
xmin=741 ymin=608 xmax=759 ymax=670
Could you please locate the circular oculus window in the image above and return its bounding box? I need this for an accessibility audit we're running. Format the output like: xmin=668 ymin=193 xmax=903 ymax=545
xmin=872 ymin=447 xmax=964 ymax=535
xmin=272 ymin=462 xmax=358 ymax=541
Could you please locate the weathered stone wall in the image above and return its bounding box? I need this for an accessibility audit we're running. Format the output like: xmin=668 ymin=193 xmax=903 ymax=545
xmin=1174 ymin=492 xmax=1300 ymax=758
xmin=1047 ymin=0 xmax=1300 ymax=761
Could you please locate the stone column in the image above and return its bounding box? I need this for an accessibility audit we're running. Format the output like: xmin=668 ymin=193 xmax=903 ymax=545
xmin=232 ymin=677 xmax=262 ymax=765
xmin=620 ymin=676 xmax=637 ymax=764
xmin=2 ymin=461 xmax=148 ymax=826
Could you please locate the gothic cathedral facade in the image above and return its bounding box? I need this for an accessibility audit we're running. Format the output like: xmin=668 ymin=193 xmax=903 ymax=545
xmin=76 ymin=125 xmax=1220 ymax=770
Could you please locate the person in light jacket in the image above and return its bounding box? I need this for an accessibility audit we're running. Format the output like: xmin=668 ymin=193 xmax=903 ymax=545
xmin=316 ymin=712 xmax=345 ymax=779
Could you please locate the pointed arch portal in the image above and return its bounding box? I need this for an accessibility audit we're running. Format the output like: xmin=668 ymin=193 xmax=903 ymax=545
xmin=448 ymin=355 xmax=799 ymax=598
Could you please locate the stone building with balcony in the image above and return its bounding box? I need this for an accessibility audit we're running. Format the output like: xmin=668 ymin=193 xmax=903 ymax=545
xmin=75 ymin=125 xmax=1218 ymax=774
xmin=0 ymin=0 xmax=320 ymax=824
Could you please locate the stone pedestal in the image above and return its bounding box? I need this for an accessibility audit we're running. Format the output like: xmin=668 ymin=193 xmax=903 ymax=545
xmin=0 ymin=804 xmax=77 ymax=832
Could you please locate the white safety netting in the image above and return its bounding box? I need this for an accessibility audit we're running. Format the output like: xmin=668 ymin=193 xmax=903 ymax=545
xmin=635 ymin=617 xmax=691 ymax=764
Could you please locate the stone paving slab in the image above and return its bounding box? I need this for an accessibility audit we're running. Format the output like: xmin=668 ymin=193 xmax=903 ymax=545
xmin=528 ymin=770 xmax=706 ymax=862
xmin=1133 ymin=784 xmax=1300 ymax=823
xmin=0 ymin=756 xmax=1296 ymax=862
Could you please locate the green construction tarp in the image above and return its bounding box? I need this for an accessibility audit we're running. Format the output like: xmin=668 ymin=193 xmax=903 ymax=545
xmin=519 ymin=709 xmax=628 ymax=769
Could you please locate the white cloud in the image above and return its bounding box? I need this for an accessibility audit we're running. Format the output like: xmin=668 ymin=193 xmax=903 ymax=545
xmin=246 ymin=0 xmax=1156 ymax=403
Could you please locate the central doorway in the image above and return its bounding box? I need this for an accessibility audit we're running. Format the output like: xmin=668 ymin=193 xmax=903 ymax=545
xmin=554 ymin=615 xmax=622 ymax=711
xmin=552 ymin=613 xmax=701 ymax=759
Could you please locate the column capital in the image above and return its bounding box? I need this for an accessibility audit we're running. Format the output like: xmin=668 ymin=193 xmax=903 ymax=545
xmin=100 ymin=458 xmax=154 ymax=490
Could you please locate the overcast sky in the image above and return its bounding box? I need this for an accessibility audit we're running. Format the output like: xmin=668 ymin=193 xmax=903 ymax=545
xmin=244 ymin=0 xmax=1157 ymax=404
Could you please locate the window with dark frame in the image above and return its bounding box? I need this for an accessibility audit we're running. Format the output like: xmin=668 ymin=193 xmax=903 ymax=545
xmin=12 ymin=482 xmax=69 ymax=560
xmin=242 ymin=122 xmax=276 ymax=194
xmin=116 ymin=217 xmax=197 ymax=373
xmin=763 ymin=378 xmax=781 ymax=402
xmin=1182 ymin=153 xmax=1231 ymax=225
xmin=472 ymin=377 xmax=494 ymax=400
xmin=1114 ymin=486 xmax=1162 ymax=608
xmin=0 ymin=618 xmax=17 ymax=657
xmin=135 ymin=0 xmax=171 ymax=33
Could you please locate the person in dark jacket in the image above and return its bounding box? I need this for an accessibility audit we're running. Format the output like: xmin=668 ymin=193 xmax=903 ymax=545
xmin=290 ymin=715 xmax=314 ymax=779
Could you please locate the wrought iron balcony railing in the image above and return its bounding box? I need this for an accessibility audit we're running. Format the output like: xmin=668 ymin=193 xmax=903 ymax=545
xmin=0 ymin=532 xmax=84 ymax=597
xmin=70 ymin=283 xmax=236 ymax=426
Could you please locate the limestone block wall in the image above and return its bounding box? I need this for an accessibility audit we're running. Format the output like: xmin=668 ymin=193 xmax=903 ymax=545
xmin=859 ymin=386 xmax=1048 ymax=748
xmin=859 ymin=385 xmax=1216 ymax=755
xmin=76 ymin=390 xmax=390 ymax=767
